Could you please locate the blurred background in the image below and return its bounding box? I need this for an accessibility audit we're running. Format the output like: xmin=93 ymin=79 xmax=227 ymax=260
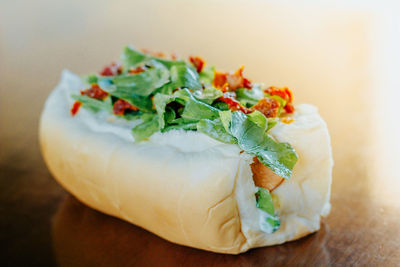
xmin=1 ymin=0 xmax=400 ymax=266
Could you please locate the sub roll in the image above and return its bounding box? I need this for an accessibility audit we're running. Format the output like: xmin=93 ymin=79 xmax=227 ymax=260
xmin=40 ymin=47 xmax=333 ymax=254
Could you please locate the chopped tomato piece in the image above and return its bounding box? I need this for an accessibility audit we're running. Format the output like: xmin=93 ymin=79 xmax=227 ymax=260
xmin=80 ymin=84 xmax=109 ymax=100
xmin=70 ymin=101 xmax=82 ymax=116
xmin=189 ymin=56 xmax=205 ymax=73
xmin=243 ymin=77 xmax=252 ymax=89
xmin=284 ymin=103 xmax=295 ymax=114
xmin=100 ymin=62 xmax=122 ymax=76
xmin=251 ymin=157 xmax=284 ymax=192
xmin=129 ymin=66 xmax=146 ymax=74
xmin=218 ymin=95 xmax=251 ymax=114
xmin=251 ymin=97 xmax=280 ymax=118
xmin=113 ymin=99 xmax=139 ymax=115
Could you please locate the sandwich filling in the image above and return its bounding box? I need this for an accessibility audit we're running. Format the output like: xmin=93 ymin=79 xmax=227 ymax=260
xmin=69 ymin=46 xmax=299 ymax=233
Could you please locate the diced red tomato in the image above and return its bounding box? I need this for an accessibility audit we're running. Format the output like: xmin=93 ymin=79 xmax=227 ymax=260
xmin=100 ymin=62 xmax=122 ymax=76
xmin=189 ymin=56 xmax=205 ymax=73
xmin=80 ymin=84 xmax=109 ymax=100
xmin=113 ymin=99 xmax=139 ymax=115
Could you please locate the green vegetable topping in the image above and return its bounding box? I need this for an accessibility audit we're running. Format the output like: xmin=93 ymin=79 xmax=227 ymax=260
xmin=73 ymin=45 xmax=298 ymax=180
xmin=256 ymin=187 xmax=280 ymax=232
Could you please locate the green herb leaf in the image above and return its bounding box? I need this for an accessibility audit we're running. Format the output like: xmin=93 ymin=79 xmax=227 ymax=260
xmin=230 ymin=111 xmax=297 ymax=179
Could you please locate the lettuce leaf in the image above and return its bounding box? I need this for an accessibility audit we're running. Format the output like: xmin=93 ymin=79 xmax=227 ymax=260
xmin=122 ymin=45 xmax=187 ymax=70
xmin=219 ymin=110 xmax=232 ymax=133
xmin=121 ymin=46 xmax=149 ymax=68
xmin=199 ymin=66 xmax=215 ymax=85
xmin=230 ymin=111 xmax=297 ymax=179
xmin=197 ymin=118 xmax=236 ymax=144
xmin=192 ymin=86 xmax=223 ymax=105
xmin=71 ymin=95 xmax=113 ymax=113
xmin=247 ymin=110 xmax=267 ymax=131
xmin=236 ymin=86 xmax=264 ymax=107
xmin=256 ymin=187 xmax=280 ymax=232
xmin=162 ymin=122 xmax=198 ymax=132
xmin=175 ymin=89 xmax=219 ymax=121
xmin=131 ymin=113 xmax=160 ymax=142
xmin=170 ymin=65 xmax=202 ymax=90
xmin=112 ymin=62 xmax=170 ymax=97
xmin=153 ymin=93 xmax=176 ymax=129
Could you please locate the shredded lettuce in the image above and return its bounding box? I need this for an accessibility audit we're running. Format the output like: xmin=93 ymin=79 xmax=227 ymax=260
xmin=236 ymin=85 xmax=264 ymax=107
xmin=256 ymin=187 xmax=280 ymax=232
xmin=230 ymin=111 xmax=297 ymax=179
xmin=131 ymin=113 xmax=159 ymax=142
xmin=112 ymin=62 xmax=170 ymax=97
xmin=121 ymin=46 xmax=149 ymax=68
xmin=197 ymin=118 xmax=236 ymax=144
xmin=199 ymin=66 xmax=215 ymax=85
xmin=193 ymin=86 xmax=223 ymax=105
xmin=175 ymin=89 xmax=219 ymax=122
xmin=71 ymin=95 xmax=113 ymax=113
xmin=75 ymin=45 xmax=298 ymax=181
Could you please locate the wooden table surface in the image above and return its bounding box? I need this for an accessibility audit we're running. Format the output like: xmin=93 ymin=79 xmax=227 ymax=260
xmin=1 ymin=1 xmax=400 ymax=266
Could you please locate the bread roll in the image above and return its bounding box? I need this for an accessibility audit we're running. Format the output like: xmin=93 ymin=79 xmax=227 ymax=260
xmin=39 ymin=70 xmax=333 ymax=254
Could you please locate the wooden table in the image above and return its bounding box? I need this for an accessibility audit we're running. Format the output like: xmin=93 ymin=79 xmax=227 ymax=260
xmin=1 ymin=1 xmax=399 ymax=266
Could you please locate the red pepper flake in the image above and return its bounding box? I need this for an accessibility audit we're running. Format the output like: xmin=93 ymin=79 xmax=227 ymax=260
xmin=189 ymin=56 xmax=205 ymax=73
xmin=100 ymin=62 xmax=122 ymax=76
xmin=70 ymin=101 xmax=82 ymax=116
xmin=80 ymin=84 xmax=109 ymax=100
xmin=112 ymin=99 xmax=139 ymax=115
xmin=218 ymin=95 xmax=251 ymax=114
xmin=129 ymin=66 xmax=146 ymax=74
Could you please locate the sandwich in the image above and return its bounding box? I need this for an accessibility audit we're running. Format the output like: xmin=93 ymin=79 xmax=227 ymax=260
xmin=39 ymin=46 xmax=333 ymax=254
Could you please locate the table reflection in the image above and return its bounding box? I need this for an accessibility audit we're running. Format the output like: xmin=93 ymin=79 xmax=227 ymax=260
xmin=51 ymin=195 xmax=330 ymax=267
